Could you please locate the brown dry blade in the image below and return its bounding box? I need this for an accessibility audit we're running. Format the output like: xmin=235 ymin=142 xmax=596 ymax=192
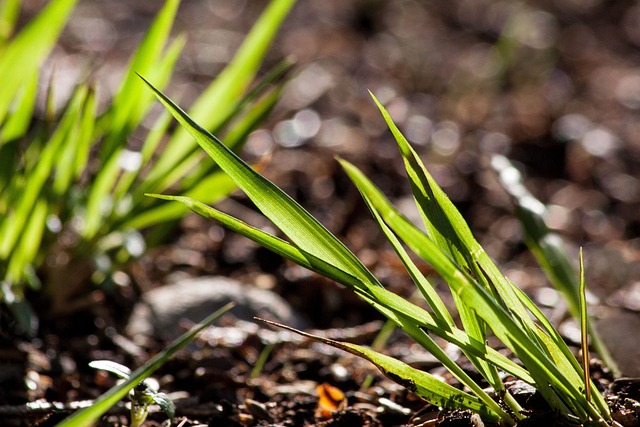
xmin=255 ymin=318 xmax=502 ymax=423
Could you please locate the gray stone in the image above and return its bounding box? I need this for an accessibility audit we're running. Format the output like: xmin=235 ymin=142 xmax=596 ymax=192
xmin=126 ymin=276 xmax=306 ymax=344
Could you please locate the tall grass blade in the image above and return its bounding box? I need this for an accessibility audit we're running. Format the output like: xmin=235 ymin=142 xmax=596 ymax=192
xmin=579 ymin=248 xmax=591 ymax=403
xmin=0 ymin=0 xmax=77 ymax=129
xmin=145 ymin=0 xmax=297 ymax=185
xmin=98 ymin=0 xmax=181 ymax=162
xmin=141 ymin=77 xmax=381 ymax=293
xmin=56 ymin=302 xmax=234 ymax=427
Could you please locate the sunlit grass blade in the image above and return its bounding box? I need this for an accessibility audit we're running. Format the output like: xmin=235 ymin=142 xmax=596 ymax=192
xmin=0 ymin=0 xmax=77 ymax=128
xmin=56 ymin=302 xmax=234 ymax=427
xmin=98 ymin=0 xmax=181 ymax=162
xmin=141 ymin=82 xmax=283 ymax=201
xmin=0 ymin=0 xmax=20 ymax=41
xmin=142 ymin=77 xmax=381 ymax=293
xmin=7 ymin=198 xmax=47 ymax=281
xmin=0 ymin=68 xmax=38 ymax=142
xmin=145 ymin=0 xmax=296 ymax=185
xmin=0 ymin=85 xmax=88 ymax=258
xmin=127 ymin=170 xmax=237 ymax=230
xmin=579 ymin=248 xmax=591 ymax=403
xmin=179 ymin=80 xmax=285 ymax=190
xmin=53 ymin=86 xmax=96 ymax=196
xmin=491 ymin=154 xmax=619 ymax=377
xmin=258 ymin=318 xmax=501 ymax=422
xmin=363 ymin=187 xmax=454 ymax=327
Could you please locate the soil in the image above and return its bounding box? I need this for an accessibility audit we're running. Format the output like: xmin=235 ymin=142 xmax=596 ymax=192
xmin=3 ymin=1 xmax=640 ymax=426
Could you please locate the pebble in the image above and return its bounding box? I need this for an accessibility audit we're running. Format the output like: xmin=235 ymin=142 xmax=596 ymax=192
xmin=125 ymin=276 xmax=307 ymax=344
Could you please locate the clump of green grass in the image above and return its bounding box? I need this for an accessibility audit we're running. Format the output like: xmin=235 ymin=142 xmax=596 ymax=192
xmin=145 ymin=78 xmax=615 ymax=425
xmin=0 ymin=0 xmax=296 ymax=335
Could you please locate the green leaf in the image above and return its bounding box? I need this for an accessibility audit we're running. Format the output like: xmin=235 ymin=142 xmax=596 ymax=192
xmin=57 ymin=302 xmax=234 ymax=427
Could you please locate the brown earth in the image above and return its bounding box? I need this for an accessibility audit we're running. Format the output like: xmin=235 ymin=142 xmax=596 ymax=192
xmin=3 ymin=1 xmax=640 ymax=426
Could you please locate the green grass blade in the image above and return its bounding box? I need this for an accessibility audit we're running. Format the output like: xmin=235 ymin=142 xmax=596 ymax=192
xmin=56 ymin=302 xmax=234 ymax=427
xmin=178 ymin=83 xmax=283 ymax=191
xmin=98 ymin=0 xmax=181 ymax=161
xmin=0 ymin=0 xmax=21 ymax=41
xmin=142 ymin=79 xmax=381 ymax=292
xmin=0 ymin=0 xmax=77 ymax=128
xmin=6 ymin=198 xmax=47 ymax=283
xmin=0 ymin=68 xmax=38 ymax=142
xmin=259 ymin=318 xmax=502 ymax=423
xmin=340 ymin=158 xmax=604 ymax=421
xmin=145 ymin=0 xmax=296 ymax=185
xmin=0 ymin=85 xmax=87 ymax=257
xmin=491 ymin=154 xmax=619 ymax=377
xmin=126 ymin=171 xmax=237 ymax=229
xmin=579 ymin=248 xmax=591 ymax=403
xmin=53 ymin=85 xmax=96 ymax=196
xmin=364 ymin=189 xmax=454 ymax=327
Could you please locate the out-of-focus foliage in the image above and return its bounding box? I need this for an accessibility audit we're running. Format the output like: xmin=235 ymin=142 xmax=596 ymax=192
xmin=0 ymin=0 xmax=296 ymax=335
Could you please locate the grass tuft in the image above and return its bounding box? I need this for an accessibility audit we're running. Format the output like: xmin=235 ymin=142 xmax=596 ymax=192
xmin=147 ymin=83 xmax=615 ymax=425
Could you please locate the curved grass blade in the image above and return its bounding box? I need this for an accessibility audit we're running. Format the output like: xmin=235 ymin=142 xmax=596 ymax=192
xmin=141 ymin=78 xmax=381 ymax=294
xmin=56 ymin=302 xmax=234 ymax=427
xmin=258 ymin=318 xmax=502 ymax=423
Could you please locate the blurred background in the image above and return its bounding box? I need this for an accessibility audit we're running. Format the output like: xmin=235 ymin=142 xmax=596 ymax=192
xmin=16 ymin=0 xmax=640 ymax=371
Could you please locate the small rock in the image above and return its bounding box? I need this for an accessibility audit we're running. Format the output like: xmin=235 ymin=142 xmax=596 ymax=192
xmin=126 ymin=276 xmax=307 ymax=344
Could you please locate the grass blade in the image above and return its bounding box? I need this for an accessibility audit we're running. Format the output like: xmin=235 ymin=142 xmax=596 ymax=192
xmin=142 ymin=77 xmax=381 ymax=293
xmin=0 ymin=0 xmax=77 ymax=128
xmin=56 ymin=302 xmax=235 ymax=427
xmin=145 ymin=0 xmax=296 ymax=185
xmin=579 ymin=248 xmax=591 ymax=403
xmin=258 ymin=318 xmax=502 ymax=423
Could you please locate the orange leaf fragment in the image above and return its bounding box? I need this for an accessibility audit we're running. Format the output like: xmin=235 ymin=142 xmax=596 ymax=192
xmin=315 ymin=382 xmax=346 ymax=419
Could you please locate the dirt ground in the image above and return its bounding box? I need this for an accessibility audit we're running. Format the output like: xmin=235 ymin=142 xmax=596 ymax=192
xmin=3 ymin=0 xmax=640 ymax=426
